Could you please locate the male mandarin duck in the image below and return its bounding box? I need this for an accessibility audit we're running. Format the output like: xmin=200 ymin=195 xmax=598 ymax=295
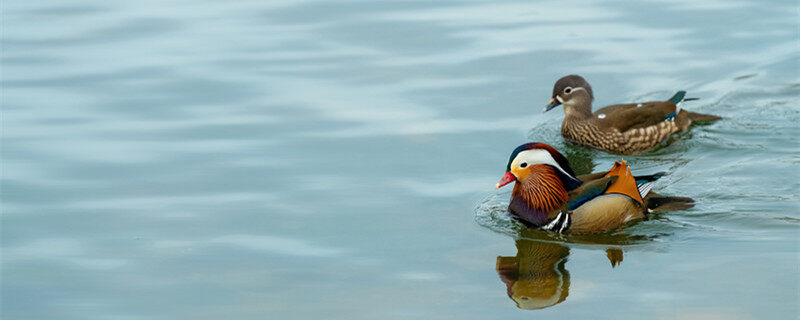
xmin=543 ymin=75 xmax=721 ymax=154
xmin=495 ymin=142 xmax=694 ymax=234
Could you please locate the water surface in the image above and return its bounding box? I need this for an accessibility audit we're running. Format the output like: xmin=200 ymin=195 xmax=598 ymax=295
xmin=2 ymin=0 xmax=799 ymax=319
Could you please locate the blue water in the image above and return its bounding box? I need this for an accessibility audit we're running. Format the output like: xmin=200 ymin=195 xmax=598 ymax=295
xmin=2 ymin=0 xmax=798 ymax=319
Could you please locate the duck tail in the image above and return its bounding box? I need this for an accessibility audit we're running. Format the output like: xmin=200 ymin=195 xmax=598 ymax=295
xmin=687 ymin=111 xmax=722 ymax=122
xmin=668 ymin=91 xmax=721 ymax=122
xmin=634 ymin=172 xmax=666 ymax=200
xmin=633 ymin=173 xmax=695 ymax=212
xmin=669 ymin=91 xmax=702 ymax=109
xmin=635 ymin=172 xmax=666 ymax=184
xmin=644 ymin=191 xmax=695 ymax=212
xmin=676 ymin=109 xmax=692 ymax=131
xmin=668 ymin=91 xmax=687 ymax=104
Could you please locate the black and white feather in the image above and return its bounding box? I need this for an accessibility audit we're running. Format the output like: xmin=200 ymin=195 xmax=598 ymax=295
xmin=541 ymin=212 xmax=571 ymax=233
xmin=637 ymin=181 xmax=655 ymax=198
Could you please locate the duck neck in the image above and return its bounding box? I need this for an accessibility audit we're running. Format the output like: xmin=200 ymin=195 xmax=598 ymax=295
xmin=510 ymin=165 xmax=569 ymax=226
xmin=563 ymin=96 xmax=593 ymax=121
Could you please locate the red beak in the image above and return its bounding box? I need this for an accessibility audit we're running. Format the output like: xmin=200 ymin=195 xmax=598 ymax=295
xmin=495 ymin=172 xmax=516 ymax=189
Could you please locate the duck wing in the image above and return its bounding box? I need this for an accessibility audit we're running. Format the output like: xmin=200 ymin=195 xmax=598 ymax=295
xmin=578 ymin=170 xmax=664 ymax=185
xmin=566 ymin=176 xmax=617 ymax=210
xmin=576 ymin=168 xmax=667 ymax=208
xmin=602 ymin=160 xmax=646 ymax=205
xmin=592 ymin=101 xmax=678 ymax=133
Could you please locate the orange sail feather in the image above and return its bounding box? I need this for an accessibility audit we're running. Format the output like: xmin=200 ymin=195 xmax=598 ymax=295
xmin=602 ymin=159 xmax=644 ymax=205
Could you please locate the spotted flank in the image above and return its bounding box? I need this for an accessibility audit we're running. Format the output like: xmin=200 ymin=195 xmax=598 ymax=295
xmin=562 ymin=117 xmax=682 ymax=155
xmin=541 ymin=211 xmax=570 ymax=233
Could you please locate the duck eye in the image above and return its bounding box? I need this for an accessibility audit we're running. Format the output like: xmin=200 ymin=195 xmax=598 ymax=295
xmin=564 ymin=87 xmax=573 ymax=94
xmin=519 ymin=162 xmax=528 ymax=168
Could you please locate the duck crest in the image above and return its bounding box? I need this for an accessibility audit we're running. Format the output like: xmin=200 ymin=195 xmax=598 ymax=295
xmin=510 ymin=165 xmax=569 ymax=226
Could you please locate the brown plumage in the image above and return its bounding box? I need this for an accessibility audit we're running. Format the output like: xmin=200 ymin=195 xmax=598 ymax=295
xmin=511 ymin=165 xmax=568 ymax=214
xmin=496 ymin=143 xmax=694 ymax=234
xmin=544 ymin=75 xmax=722 ymax=155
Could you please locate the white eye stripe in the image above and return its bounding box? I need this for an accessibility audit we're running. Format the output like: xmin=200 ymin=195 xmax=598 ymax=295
xmin=558 ymin=87 xmax=587 ymax=102
xmin=512 ymin=149 xmax=574 ymax=179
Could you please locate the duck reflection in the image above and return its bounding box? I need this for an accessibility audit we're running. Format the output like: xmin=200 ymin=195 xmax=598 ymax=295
xmin=496 ymin=239 xmax=570 ymax=309
xmin=560 ymin=142 xmax=596 ymax=176
xmin=496 ymin=239 xmax=624 ymax=310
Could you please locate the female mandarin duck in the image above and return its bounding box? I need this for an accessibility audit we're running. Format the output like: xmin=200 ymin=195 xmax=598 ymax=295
xmin=495 ymin=142 xmax=693 ymax=234
xmin=544 ymin=75 xmax=721 ymax=154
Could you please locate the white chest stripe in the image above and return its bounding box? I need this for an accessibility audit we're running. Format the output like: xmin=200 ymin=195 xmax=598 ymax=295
xmin=542 ymin=213 xmax=562 ymax=231
xmin=541 ymin=212 xmax=570 ymax=233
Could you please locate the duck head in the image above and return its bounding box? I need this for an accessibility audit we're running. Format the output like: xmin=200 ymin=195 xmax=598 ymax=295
xmin=543 ymin=75 xmax=594 ymax=118
xmin=495 ymin=143 xmax=582 ymax=226
xmin=495 ymin=142 xmax=581 ymax=191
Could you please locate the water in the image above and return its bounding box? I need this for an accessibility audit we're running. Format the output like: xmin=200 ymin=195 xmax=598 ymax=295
xmin=2 ymin=0 xmax=798 ymax=319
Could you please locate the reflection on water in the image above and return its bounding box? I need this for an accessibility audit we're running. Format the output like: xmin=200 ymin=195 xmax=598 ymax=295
xmin=557 ymin=143 xmax=597 ymax=176
xmin=496 ymin=239 xmax=626 ymax=310
xmin=606 ymin=247 xmax=623 ymax=267
xmin=496 ymin=239 xmax=571 ymax=310
xmin=3 ymin=0 xmax=799 ymax=318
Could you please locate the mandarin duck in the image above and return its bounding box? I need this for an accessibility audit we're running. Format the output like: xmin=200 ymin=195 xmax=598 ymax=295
xmin=543 ymin=75 xmax=721 ymax=154
xmin=495 ymin=142 xmax=694 ymax=234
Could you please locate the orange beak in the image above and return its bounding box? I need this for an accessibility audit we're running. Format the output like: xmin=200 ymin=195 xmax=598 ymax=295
xmin=495 ymin=172 xmax=516 ymax=189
